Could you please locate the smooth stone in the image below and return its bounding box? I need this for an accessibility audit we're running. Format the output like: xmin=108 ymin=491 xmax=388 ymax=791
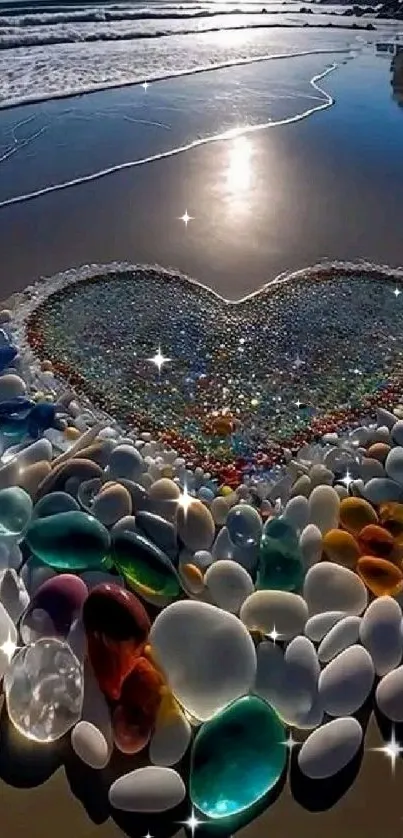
xmin=35 ymin=458 xmax=103 ymax=500
xmin=290 ymin=475 xmax=312 ymax=498
xmin=257 ymin=518 xmax=304 ymax=592
xmin=310 ymin=464 xmax=335 ymax=487
xmin=107 ymin=444 xmax=144 ymax=482
xmin=16 ymin=439 xmax=53 ymax=468
xmin=92 ymin=484 xmax=132 ymax=527
xmin=305 ymin=611 xmax=345 ymax=642
xmin=81 ymin=662 xmax=113 ymax=748
xmin=240 ymin=590 xmax=308 ymax=639
xmin=190 ymin=695 xmax=285 ymax=818
xmin=226 ymin=504 xmax=262 ymax=547
xmin=283 ymin=495 xmax=309 ymax=533
xmin=192 ymin=550 xmax=214 ymax=571
xmin=339 ymin=497 xmax=378 ymax=535
xmin=0 ymin=568 xmax=29 ymax=622
xmin=366 ymin=443 xmax=391 ymax=463
xmin=25 ymin=511 xmax=110 ymax=571
xmin=298 ymin=717 xmax=363 ymax=779
xmin=179 ymin=562 xmax=205 ymax=595
xmin=392 ymin=420 xmax=403 ymax=446
xmin=360 ymin=457 xmax=385 ymax=482
xmin=0 ymin=310 xmax=11 ymax=324
xmin=318 ymin=645 xmax=374 ymax=716
xmin=334 ymin=485 xmax=349 ymax=500
xmin=19 ymin=461 xmax=52 ymax=497
xmin=20 ymin=573 xmax=88 ymax=644
xmin=109 ymin=766 xmax=186 ymax=813
xmin=299 ymin=524 xmax=322 ymax=569
xmin=386 ymin=446 xmax=403 ymax=486
xmin=205 ymin=560 xmax=253 ymax=613
xmin=358 ymin=524 xmax=394 ymax=559
xmin=373 ymin=425 xmax=392 ymax=443
xmin=4 ymin=637 xmax=83 ymax=742
xmin=20 ymin=557 xmax=56 ymax=596
xmin=80 ymin=570 xmax=124 ymax=590
xmin=283 ymin=635 xmax=319 ymax=714
xmin=148 ymin=479 xmax=180 ymax=522
xmin=0 ymin=600 xmax=17 ymax=678
xmin=379 ymin=501 xmax=403 ymax=540
xmin=322 ymin=529 xmax=360 ymax=568
xmin=75 ymin=440 xmax=115 ymax=468
xmin=364 ymin=478 xmax=402 ymax=505
xmin=112 ymin=656 xmax=164 ymax=755
xmin=376 ymin=665 xmax=403 ymax=721
xmin=210 ymin=496 xmax=229 ymax=526
xmin=112 ymin=530 xmax=180 ymax=599
xmin=83 ymin=583 xmax=150 ymax=701
xmin=71 ymin=721 xmax=110 ymax=769
xmin=111 ymin=515 xmax=137 ymax=537
xmin=254 ymin=640 xmax=286 ymax=706
xmin=176 ymin=499 xmax=215 ymax=552
xmin=135 ymin=511 xmax=178 ymax=561
xmin=0 ymin=486 xmax=32 ymax=536
xmin=308 ymin=486 xmax=340 ymax=535
xmin=150 ymin=600 xmax=256 ymax=721
xmin=357 ymin=556 xmax=403 ymax=597
xmin=0 ymin=539 xmax=22 ymax=572
xmin=377 ymin=408 xmax=396 ymax=429
xmin=0 ymin=374 xmax=26 ymax=402
xmin=303 ymin=562 xmax=368 ymax=616
xmin=149 ymin=694 xmax=192 ymax=767
xmin=360 ymin=596 xmax=403 ymax=675
xmin=33 ymin=491 xmax=80 ymax=518
xmin=318 ymin=616 xmax=361 ymax=663
xmin=51 ymin=422 xmax=106 ymax=468
xmin=212 ymin=526 xmax=234 ymax=561
xmin=118 ymin=479 xmax=149 ymax=513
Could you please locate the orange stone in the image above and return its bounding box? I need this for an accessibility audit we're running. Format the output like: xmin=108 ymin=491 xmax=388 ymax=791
xmin=211 ymin=415 xmax=234 ymax=437
xmin=112 ymin=656 xmax=165 ymax=755
xmin=180 ymin=562 xmax=204 ymax=594
xmin=358 ymin=524 xmax=394 ymax=559
xmin=366 ymin=443 xmax=391 ymax=463
xmin=357 ymin=556 xmax=403 ymax=597
xmin=339 ymin=498 xmax=378 ymax=535
xmin=323 ymin=529 xmax=361 ymax=568
xmin=64 ymin=426 xmax=81 ymax=441
xmin=379 ymin=502 xmax=403 ymax=543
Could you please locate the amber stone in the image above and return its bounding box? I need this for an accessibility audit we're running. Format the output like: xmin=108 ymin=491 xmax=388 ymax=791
xmin=358 ymin=524 xmax=394 ymax=559
xmin=357 ymin=556 xmax=403 ymax=597
xmin=83 ymin=583 xmax=151 ymax=701
xmin=379 ymin=503 xmax=403 ymax=543
xmin=113 ymin=656 xmax=164 ymax=754
xmin=366 ymin=443 xmax=391 ymax=463
xmin=339 ymin=498 xmax=378 ymax=536
xmin=322 ymin=529 xmax=361 ymax=568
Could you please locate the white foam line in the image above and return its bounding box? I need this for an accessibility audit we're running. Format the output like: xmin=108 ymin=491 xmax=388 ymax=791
xmin=0 ymin=45 xmax=350 ymax=111
xmin=0 ymin=61 xmax=338 ymax=210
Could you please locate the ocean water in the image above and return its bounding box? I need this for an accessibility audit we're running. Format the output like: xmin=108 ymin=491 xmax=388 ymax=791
xmin=0 ymin=0 xmax=399 ymax=106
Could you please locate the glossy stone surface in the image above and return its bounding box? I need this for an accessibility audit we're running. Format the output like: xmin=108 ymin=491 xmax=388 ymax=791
xmin=33 ymin=491 xmax=80 ymax=518
xmin=190 ymin=695 xmax=286 ymax=818
xmin=113 ymin=656 xmax=164 ymax=754
xmin=379 ymin=502 xmax=403 ymax=542
xmin=0 ymin=486 xmax=33 ymax=537
xmin=357 ymin=524 xmax=394 ymax=559
xmin=112 ymin=530 xmax=181 ymax=599
xmin=357 ymin=556 xmax=403 ymax=597
xmin=226 ymin=504 xmax=263 ymax=547
xmin=4 ymin=638 xmax=83 ymax=742
xmin=25 ymin=511 xmax=110 ymax=571
xmin=298 ymin=718 xmax=363 ymax=779
xmin=257 ymin=518 xmax=304 ymax=592
xmin=71 ymin=720 xmax=110 ymax=770
xmin=150 ymin=600 xmax=256 ymax=721
xmin=323 ymin=529 xmax=361 ymax=568
xmin=150 ymin=693 xmax=192 ymax=767
xmin=339 ymin=498 xmax=378 ymax=536
xmin=20 ymin=573 xmax=88 ymax=644
xmin=82 ymin=583 xmax=150 ymax=700
xmin=109 ymin=766 xmax=186 ymax=813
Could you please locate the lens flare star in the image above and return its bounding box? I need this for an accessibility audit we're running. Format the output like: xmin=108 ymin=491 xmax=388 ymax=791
xmin=268 ymin=626 xmax=281 ymax=644
xmin=371 ymin=727 xmax=403 ymax=775
xmin=0 ymin=632 xmax=17 ymax=662
xmin=142 ymin=81 xmax=149 ymax=91
xmin=393 ymin=287 xmax=402 ymax=298
xmin=179 ymin=210 xmax=194 ymax=226
xmin=148 ymin=346 xmax=171 ymax=374
xmin=180 ymin=809 xmax=203 ymax=838
xmin=341 ymin=470 xmax=354 ymax=490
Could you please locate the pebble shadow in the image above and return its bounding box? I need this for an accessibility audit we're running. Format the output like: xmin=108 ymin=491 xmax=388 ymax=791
xmin=0 ymin=703 xmax=64 ymax=788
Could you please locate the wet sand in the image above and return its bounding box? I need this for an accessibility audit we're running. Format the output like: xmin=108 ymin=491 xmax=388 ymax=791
xmin=0 ymin=50 xmax=403 ymax=300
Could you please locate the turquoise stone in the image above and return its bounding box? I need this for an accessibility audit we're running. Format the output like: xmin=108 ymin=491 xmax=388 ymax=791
xmin=190 ymin=695 xmax=286 ymax=818
xmin=257 ymin=518 xmax=304 ymax=592
xmin=112 ymin=530 xmax=181 ymax=598
xmin=33 ymin=491 xmax=80 ymax=519
xmin=0 ymin=487 xmax=33 ymax=537
xmin=25 ymin=511 xmax=110 ymax=571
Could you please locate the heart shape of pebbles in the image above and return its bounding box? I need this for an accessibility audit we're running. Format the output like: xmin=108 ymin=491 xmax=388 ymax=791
xmin=25 ymin=262 xmax=403 ymax=477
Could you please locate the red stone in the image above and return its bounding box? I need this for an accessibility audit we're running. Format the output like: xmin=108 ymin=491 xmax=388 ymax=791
xmin=83 ymin=583 xmax=151 ymax=701
xmin=112 ymin=656 xmax=165 ymax=755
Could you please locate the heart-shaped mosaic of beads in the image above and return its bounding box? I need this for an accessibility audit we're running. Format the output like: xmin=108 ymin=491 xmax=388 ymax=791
xmin=25 ymin=263 xmax=403 ymax=483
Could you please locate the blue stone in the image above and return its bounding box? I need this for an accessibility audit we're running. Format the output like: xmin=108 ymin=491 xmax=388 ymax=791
xmin=0 ymin=346 xmax=18 ymax=372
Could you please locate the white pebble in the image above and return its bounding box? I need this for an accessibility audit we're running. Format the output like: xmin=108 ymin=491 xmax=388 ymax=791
xmin=376 ymin=665 xmax=403 ymax=721
xmin=308 ymin=485 xmax=340 ymax=535
xmin=385 ymin=447 xmax=403 ymax=487
xmin=319 ymin=645 xmax=374 ymax=716
xmin=318 ymin=616 xmax=361 ymax=664
xmin=240 ymin=590 xmax=308 ymax=640
xmin=204 ymin=560 xmax=253 ymax=613
xmin=299 ymin=524 xmax=323 ymax=569
xmin=303 ymin=562 xmax=368 ymax=616
xmin=360 ymin=596 xmax=403 ymax=676
xmin=71 ymin=721 xmax=110 ymax=769
xmin=305 ymin=611 xmax=345 ymax=642
xmin=109 ymin=766 xmax=186 ymax=813
xmin=283 ymin=495 xmax=309 ymax=533
xmin=298 ymin=717 xmax=363 ymax=779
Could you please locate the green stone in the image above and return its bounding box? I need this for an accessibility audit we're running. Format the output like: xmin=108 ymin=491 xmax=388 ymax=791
xmin=25 ymin=511 xmax=110 ymax=570
xmin=190 ymin=695 xmax=286 ymax=819
xmin=256 ymin=518 xmax=304 ymax=592
xmin=112 ymin=530 xmax=181 ymax=598
xmin=0 ymin=486 xmax=33 ymax=537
